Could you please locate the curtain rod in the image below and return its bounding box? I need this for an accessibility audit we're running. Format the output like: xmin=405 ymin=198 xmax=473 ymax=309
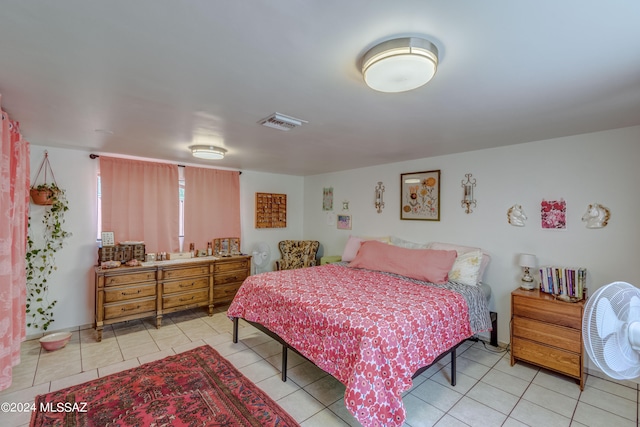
xmin=89 ymin=154 xmax=241 ymax=173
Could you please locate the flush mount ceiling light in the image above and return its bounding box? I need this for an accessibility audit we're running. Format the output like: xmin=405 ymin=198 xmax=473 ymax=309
xmin=190 ymin=145 xmax=227 ymax=160
xmin=362 ymin=37 xmax=439 ymax=93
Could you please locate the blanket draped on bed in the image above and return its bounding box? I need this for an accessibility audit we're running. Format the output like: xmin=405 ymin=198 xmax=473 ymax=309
xmin=227 ymin=263 xmax=491 ymax=427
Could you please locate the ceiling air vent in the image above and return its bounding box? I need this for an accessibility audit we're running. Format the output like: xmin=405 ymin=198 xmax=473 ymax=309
xmin=258 ymin=112 xmax=307 ymax=131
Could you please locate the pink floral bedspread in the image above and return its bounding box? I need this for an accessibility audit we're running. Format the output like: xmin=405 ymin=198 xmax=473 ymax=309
xmin=227 ymin=264 xmax=474 ymax=427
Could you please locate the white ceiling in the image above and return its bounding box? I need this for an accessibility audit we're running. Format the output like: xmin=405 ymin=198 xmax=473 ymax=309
xmin=1 ymin=1 xmax=639 ymax=176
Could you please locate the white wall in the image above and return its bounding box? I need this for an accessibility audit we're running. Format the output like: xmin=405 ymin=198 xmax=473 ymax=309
xmin=239 ymin=170 xmax=304 ymax=272
xmin=26 ymin=147 xmax=302 ymax=337
xmin=303 ymin=126 xmax=640 ymax=348
xmin=27 ymin=146 xmax=99 ymax=337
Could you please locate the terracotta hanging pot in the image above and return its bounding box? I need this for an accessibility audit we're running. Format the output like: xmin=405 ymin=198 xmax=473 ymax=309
xmin=30 ymin=187 xmax=57 ymax=205
xmin=30 ymin=151 xmax=61 ymax=206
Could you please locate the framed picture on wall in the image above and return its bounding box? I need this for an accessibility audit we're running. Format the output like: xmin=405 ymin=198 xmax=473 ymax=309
xmin=337 ymin=214 xmax=352 ymax=230
xmin=400 ymin=170 xmax=441 ymax=221
xmin=323 ymin=187 xmax=333 ymax=211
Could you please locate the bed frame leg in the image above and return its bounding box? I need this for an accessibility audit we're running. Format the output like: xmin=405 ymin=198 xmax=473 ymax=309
xmin=281 ymin=346 xmax=288 ymax=382
xmin=232 ymin=317 xmax=239 ymax=343
xmin=490 ymin=311 xmax=498 ymax=347
xmin=450 ymin=347 xmax=457 ymax=386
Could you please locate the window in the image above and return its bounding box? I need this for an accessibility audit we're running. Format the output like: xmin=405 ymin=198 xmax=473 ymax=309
xmin=96 ymin=175 xmax=186 ymax=247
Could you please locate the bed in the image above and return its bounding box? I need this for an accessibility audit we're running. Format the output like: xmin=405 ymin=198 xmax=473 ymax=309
xmin=227 ymin=241 xmax=493 ymax=427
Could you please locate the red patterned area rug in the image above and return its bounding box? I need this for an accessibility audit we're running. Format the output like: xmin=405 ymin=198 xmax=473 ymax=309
xmin=30 ymin=345 xmax=299 ymax=426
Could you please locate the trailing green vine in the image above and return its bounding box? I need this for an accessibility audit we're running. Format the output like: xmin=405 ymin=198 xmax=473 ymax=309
xmin=26 ymin=183 xmax=71 ymax=331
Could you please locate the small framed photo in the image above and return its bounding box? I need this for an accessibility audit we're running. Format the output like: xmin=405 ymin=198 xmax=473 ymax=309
xmin=101 ymin=231 xmax=115 ymax=247
xmin=400 ymin=170 xmax=441 ymax=221
xmin=337 ymin=214 xmax=352 ymax=230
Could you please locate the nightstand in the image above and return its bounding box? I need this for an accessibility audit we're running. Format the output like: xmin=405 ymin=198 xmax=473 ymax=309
xmin=510 ymin=288 xmax=585 ymax=390
xmin=320 ymin=255 xmax=342 ymax=265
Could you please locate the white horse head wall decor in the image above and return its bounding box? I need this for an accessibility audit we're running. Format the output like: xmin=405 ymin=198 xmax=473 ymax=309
xmin=581 ymin=203 xmax=611 ymax=228
xmin=508 ymin=204 xmax=527 ymax=227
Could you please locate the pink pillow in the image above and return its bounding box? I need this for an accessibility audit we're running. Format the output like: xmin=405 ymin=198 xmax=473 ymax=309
xmin=341 ymin=235 xmax=364 ymax=262
xmin=349 ymin=240 xmax=457 ymax=284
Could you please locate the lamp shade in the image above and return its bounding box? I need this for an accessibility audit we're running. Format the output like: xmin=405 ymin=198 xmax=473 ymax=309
xmin=519 ymin=253 xmax=537 ymax=268
xmin=362 ymin=37 xmax=439 ymax=93
xmin=190 ymin=145 xmax=227 ymax=160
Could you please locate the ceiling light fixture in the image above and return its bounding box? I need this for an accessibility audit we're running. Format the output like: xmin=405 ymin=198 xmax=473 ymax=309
xmin=190 ymin=145 xmax=227 ymax=160
xmin=362 ymin=37 xmax=439 ymax=93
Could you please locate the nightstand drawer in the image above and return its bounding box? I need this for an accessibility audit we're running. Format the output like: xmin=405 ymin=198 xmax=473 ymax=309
xmin=513 ymin=295 xmax=582 ymax=329
xmin=512 ymin=337 xmax=581 ymax=377
xmin=512 ymin=316 xmax=581 ymax=353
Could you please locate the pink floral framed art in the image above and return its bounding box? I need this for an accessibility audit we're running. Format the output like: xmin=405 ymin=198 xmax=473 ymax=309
xmin=541 ymin=199 xmax=566 ymax=229
xmin=400 ymin=170 xmax=440 ymax=221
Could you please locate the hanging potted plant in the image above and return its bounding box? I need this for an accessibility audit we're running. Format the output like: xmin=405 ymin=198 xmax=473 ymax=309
xmin=26 ymin=151 xmax=72 ymax=331
xmin=30 ymin=150 xmax=60 ymax=206
xmin=30 ymin=183 xmax=60 ymax=206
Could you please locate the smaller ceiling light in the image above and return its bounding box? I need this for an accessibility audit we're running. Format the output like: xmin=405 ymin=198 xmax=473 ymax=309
xmin=362 ymin=37 xmax=439 ymax=93
xmin=190 ymin=145 xmax=227 ymax=160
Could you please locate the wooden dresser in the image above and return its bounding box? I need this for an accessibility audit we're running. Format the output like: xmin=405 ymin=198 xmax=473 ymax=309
xmin=510 ymin=288 xmax=585 ymax=389
xmin=95 ymin=255 xmax=251 ymax=341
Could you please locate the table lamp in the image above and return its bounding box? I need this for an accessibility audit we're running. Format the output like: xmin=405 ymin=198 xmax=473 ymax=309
xmin=519 ymin=253 xmax=537 ymax=290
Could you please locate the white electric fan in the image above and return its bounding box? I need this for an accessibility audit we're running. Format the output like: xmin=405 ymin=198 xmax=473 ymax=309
xmin=583 ymin=281 xmax=640 ymax=380
xmin=251 ymin=242 xmax=271 ymax=274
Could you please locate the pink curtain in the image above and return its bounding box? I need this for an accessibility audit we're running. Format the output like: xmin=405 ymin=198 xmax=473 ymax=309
xmin=0 ymin=97 xmax=30 ymax=391
xmin=183 ymin=167 xmax=240 ymax=252
xmin=100 ymin=157 xmax=179 ymax=253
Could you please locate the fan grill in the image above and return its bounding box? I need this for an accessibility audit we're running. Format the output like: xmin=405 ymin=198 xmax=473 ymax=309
xmin=583 ymin=281 xmax=640 ymax=379
xmin=251 ymin=242 xmax=272 ymax=274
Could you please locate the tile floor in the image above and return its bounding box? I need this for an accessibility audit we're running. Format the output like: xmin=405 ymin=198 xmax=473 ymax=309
xmin=1 ymin=306 xmax=638 ymax=427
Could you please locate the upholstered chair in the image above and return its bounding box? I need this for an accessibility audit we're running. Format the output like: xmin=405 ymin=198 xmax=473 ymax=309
xmin=274 ymin=240 xmax=320 ymax=270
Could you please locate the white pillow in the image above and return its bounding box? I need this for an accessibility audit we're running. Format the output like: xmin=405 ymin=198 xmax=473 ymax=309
xmin=448 ymin=250 xmax=483 ymax=286
xmin=390 ymin=236 xmax=428 ymax=249
xmin=341 ymin=235 xmax=364 ymax=262
xmin=427 ymin=242 xmax=491 ymax=284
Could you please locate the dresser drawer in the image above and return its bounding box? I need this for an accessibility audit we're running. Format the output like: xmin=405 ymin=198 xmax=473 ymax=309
xmin=215 ymin=270 xmax=248 ymax=286
xmin=104 ymin=270 xmax=156 ymax=286
xmin=214 ymin=259 xmax=249 ymax=273
xmin=104 ymin=283 xmax=156 ymax=303
xmin=213 ymin=283 xmax=242 ymax=303
xmin=513 ymin=294 xmax=582 ymax=329
xmin=512 ymin=336 xmax=581 ymax=377
xmin=163 ymin=277 xmax=209 ymax=295
xmin=162 ymin=265 xmax=210 ymax=280
xmin=104 ymin=297 xmax=156 ymax=320
xmin=512 ymin=316 xmax=581 ymax=353
xmin=162 ymin=289 xmax=209 ymax=309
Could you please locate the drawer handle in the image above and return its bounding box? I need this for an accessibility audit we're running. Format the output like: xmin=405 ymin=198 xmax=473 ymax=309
xmin=179 ymin=296 xmax=196 ymax=302
xmin=179 ymin=283 xmax=195 ymax=288
xmin=122 ymin=290 xmax=142 ymax=296
xmin=121 ymin=305 xmax=140 ymax=312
